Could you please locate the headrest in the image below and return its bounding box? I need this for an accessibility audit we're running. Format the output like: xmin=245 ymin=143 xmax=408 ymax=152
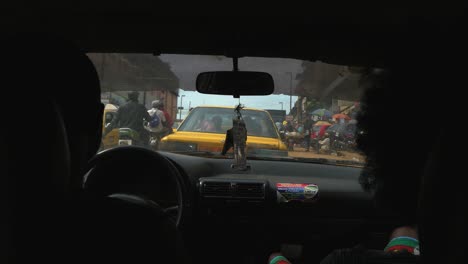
xmin=5 ymin=52 xmax=72 ymax=258
xmin=7 ymin=97 xmax=71 ymax=200
xmin=4 ymin=34 xmax=105 ymax=196
xmin=4 ymin=33 xmax=101 ymax=125
xmin=5 ymin=33 xmax=103 ymax=192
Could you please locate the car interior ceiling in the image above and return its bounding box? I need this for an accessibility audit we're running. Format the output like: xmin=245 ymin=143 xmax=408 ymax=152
xmin=4 ymin=6 xmax=466 ymax=264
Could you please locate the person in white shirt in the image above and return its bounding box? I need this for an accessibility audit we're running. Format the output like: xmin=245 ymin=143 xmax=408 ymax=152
xmin=146 ymin=100 xmax=167 ymax=149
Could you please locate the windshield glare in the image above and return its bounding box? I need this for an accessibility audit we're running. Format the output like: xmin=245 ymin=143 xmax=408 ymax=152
xmin=91 ymin=53 xmax=367 ymax=166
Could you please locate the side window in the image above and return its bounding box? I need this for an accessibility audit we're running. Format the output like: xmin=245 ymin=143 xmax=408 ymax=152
xmin=105 ymin=112 xmax=115 ymax=124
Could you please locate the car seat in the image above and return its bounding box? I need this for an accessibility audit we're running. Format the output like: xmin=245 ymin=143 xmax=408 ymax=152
xmin=5 ymin=34 xmax=189 ymax=263
xmin=418 ymin=127 xmax=467 ymax=264
xmin=6 ymin=94 xmax=72 ymax=263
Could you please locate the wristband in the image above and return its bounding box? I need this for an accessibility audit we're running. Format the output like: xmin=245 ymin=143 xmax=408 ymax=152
xmin=384 ymin=236 xmax=420 ymax=255
xmin=269 ymin=255 xmax=291 ymax=264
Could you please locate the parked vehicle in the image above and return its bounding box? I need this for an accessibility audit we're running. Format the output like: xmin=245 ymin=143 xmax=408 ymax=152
xmin=326 ymin=123 xmax=358 ymax=151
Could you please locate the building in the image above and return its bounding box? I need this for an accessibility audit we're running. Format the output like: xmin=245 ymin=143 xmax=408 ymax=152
xmin=88 ymin=53 xmax=179 ymax=119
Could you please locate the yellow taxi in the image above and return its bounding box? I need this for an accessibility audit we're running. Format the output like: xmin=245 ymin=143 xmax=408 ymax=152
xmin=160 ymin=106 xmax=288 ymax=154
xmin=101 ymin=103 xmax=119 ymax=149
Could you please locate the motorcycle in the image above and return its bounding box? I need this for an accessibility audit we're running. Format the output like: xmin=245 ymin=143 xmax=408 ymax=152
xmin=329 ymin=131 xmax=356 ymax=152
xmin=118 ymin=128 xmax=142 ymax=146
xmin=149 ymin=129 xmax=172 ymax=150
xmin=284 ymin=131 xmax=303 ymax=151
xmin=310 ymin=125 xmax=331 ymax=153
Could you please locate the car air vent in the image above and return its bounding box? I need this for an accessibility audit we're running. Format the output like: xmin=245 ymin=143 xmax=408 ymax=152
xmin=200 ymin=180 xmax=266 ymax=199
xmin=201 ymin=181 xmax=231 ymax=197
xmin=235 ymin=182 xmax=265 ymax=198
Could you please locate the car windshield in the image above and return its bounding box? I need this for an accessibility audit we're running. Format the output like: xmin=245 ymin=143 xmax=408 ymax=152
xmin=92 ymin=54 xmax=367 ymax=166
xmin=178 ymin=107 xmax=277 ymax=138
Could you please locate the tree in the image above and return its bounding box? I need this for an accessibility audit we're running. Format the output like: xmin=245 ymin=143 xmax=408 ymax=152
xmin=305 ymin=98 xmax=326 ymax=113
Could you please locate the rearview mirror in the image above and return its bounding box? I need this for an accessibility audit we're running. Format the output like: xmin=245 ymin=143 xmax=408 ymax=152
xmin=196 ymin=71 xmax=274 ymax=97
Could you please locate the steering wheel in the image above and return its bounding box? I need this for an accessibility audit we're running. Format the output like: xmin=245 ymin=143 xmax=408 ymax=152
xmin=83 ymin=146 xmax=187 ymax=227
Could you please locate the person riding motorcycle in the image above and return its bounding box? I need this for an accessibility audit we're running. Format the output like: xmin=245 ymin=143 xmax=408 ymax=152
xmin=146 ymin=100 xmax=167 ymax=149
xmin=155 ymin=101 xmax=173 ymax=132
xmin=104 ymin=91 xmax=152 ymax=146
xmin=310 ymin=124 xmax=330 ymax=153
xmin=153 ymin=100 xmax=174 ymax=137
xmin=283 ymin=120 xmax=297 ymax=151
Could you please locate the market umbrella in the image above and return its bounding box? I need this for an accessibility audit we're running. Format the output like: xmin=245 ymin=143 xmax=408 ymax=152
xmin=333 ymin=113 xmax=351 ymax=120
xmin=311 ymin=109 xmax=332 ymax=119
xmin=314 ymin=121 xmax=332 ymax=126
xmin=104 ymin=103 xmax=118 ymax=110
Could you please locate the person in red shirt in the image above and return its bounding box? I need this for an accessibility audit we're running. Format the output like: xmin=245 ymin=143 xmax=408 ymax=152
xmin=310 ymin=125 xmax=329 ymax=140
xmin=156 ymin=101 xmax=173 ymax=136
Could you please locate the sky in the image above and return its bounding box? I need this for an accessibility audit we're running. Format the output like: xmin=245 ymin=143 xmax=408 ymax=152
xmin=177 ymin=89 xmax=298 ymax=119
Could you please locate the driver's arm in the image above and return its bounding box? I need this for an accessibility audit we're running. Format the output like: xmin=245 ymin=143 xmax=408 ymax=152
xmin=143 ymin=108 xmax=152 ymax=122
xmin=104 ymin=109 xmax=120 ymax=135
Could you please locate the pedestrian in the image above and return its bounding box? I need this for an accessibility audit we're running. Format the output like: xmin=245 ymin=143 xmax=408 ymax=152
xmin=303 ymin=114 xmax=315 ymax=152
xmin=285 ymin=121 xmax=295 ymax=133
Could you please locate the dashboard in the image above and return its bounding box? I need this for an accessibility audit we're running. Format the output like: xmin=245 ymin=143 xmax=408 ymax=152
xmin=157 ymin=152 xmax=394 ymax=263
xmin=163 ymin=151 xmax=373 ymax=217
xmin=86 ymin=148 xmax=397 ymax=263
